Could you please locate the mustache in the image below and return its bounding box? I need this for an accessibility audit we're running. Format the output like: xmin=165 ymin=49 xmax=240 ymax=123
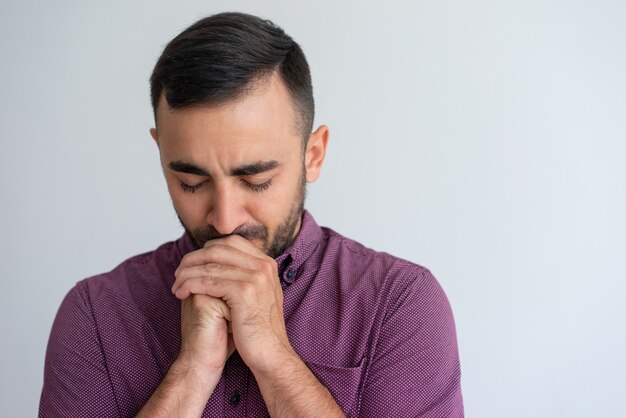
xmin=192 ymin=223 xmax=268 ymax=246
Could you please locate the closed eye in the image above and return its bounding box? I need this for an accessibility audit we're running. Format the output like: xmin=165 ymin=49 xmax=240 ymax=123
xmin=244 ymin=179 xmax=272 ymax=192
xmin=180 ymin=181 xmax=204 ymax=193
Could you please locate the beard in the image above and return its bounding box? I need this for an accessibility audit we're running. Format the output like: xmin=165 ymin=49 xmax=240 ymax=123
xmin=177 ymin=168 xmax=306 ymax=259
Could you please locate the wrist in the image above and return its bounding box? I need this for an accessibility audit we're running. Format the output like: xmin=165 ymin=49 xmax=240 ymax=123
xmin=170 ymin=356 xmax=223 ymax=396
xmin=136 ymin=356 xmax=223 ymax=417
xmin=248 ymin=342 xmax=301 ymax=378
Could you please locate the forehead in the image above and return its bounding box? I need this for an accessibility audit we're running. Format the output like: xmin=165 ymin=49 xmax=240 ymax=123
xmin=155 ymin=74 xmax=301 ymax=160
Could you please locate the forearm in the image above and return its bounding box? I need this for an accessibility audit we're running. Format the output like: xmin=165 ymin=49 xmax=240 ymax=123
xmin=136 ymin=358 xmax=221 ymax=418
xmin=253 ymin=346 xmax=345 ymax=418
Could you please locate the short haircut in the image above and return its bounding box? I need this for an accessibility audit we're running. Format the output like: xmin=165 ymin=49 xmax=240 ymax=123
xmin=150 ymin=12 xmax=314 ymax=143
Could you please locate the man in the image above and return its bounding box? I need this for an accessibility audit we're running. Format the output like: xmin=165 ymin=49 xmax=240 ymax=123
xmin=40 ymin=12 xmax=463 ymax=417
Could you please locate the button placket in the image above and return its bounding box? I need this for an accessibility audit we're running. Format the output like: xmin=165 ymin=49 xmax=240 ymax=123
xmin=229 ymin=391 xmax=241 ymax=405
xmin=223 ymin=352 xmax=248 ymax=416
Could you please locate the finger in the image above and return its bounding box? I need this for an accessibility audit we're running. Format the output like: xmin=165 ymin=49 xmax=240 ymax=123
xmin=173 ymin=263 xmax=249 ymax=294
xmin=183 ymin=294 xmax=233 ymax=321
xmin=175 ymin=270 xmax=260 ymax=302
xmin=227 ymin=334 xmax=236 ymax=358
xmin=205 ymin=295 xmax=232 ymax=323
xmin=174 ymin=267 xmax=259 ymax=300
xmin=177 ymin=239 xmax=266 ymax=273
xmin=203 ymin=234 xmax=267 ymax=258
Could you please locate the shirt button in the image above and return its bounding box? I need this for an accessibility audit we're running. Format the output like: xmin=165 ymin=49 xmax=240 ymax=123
xmin=286 ymin=270 xmax=295 ymax=279
xmin=229 ymin=391 xmax=241 ymax=405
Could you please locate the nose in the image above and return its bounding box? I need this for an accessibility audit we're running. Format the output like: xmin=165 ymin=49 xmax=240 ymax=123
xmin=206 ymin=182 xmax=247 ymax=235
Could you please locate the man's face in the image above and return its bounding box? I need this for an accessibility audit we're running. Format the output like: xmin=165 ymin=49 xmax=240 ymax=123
xmin=151 ymin=74 xmax=326 ymax=258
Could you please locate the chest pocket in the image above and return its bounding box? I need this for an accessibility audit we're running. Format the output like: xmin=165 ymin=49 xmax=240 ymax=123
xmin=304 ymin=358 xmax=365 ymax=417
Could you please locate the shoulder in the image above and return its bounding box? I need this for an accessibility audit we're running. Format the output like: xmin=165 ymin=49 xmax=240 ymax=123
xmin=319 ymin=225 xmax=434 ymax=290
xmin=316 ymin=225 xmax=454 ymax=329
xmin=75 ymin=236 xmax=186 ymax=306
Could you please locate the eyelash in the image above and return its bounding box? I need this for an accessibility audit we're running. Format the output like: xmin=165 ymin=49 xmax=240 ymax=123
xmin=179 ymin=179 xmax=272 ymax=193
xmin=180 ymin=182 xmax=202 ymax=193
xmin=246 ymin=179 xmax=272 ymax=192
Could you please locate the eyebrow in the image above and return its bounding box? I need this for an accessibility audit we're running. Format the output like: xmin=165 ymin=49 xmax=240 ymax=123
xmin=168 ymin=161 xmax=210 ymax=176
xmin=230 ymin=160 xmax=279 ymax=176
xmin=168 ymin=159 xmax=280 ymax=177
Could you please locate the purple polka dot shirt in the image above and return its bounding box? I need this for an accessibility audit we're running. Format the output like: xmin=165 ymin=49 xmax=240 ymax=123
xmin=40 ymin=211 xmax=464 ymax=417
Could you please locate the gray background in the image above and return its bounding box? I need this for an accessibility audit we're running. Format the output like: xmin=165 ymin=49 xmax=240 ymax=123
xmin=1 ymin=1 xmax=625 ymax=417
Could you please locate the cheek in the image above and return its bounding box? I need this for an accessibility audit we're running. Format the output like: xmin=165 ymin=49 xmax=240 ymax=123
xmin=166 ymin=180 xmax=208 ymax=222
xmin=247 ymin=174 xmax=297 ymax=220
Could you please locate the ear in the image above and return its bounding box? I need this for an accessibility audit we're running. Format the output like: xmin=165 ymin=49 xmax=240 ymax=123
xmin=304 ymin=125 xmax=329 ymax=183
xmin=149 ymin=127 xmax=159 ymax=146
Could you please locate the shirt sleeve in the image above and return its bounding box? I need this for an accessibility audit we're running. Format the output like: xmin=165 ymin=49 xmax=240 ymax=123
xmin=39 ymin=283 xmax=120 ymax=418
xmin=359 ymin=268 xmax=464 ymax=417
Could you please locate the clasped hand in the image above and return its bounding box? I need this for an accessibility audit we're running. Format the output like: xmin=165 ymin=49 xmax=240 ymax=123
xmin=172 ymin=235 xmax=289 ymax=375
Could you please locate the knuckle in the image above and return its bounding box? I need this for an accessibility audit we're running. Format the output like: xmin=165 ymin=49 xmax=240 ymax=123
xmin=201 ymin=273 xmax=218 ymax=289
xmin=250 ymin=270 xmax=265 ymax=283
xmin=254 ymin=260 xmax=275 ymax=281
xmin=239 ymin=282 xmax=256 ymax=300
xmin=205 ymin=244 xmax=226 ymax=261
xmin=198 ymin=245 xmax=212 ymax=257
xmin=179 ymin=252 xmax=194 ymax=266
xmin=263 ymin=260 xmax=276 ymax=276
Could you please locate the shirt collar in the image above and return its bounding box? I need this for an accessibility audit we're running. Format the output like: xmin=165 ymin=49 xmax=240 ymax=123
xmin=275 ymin=210 xmax=323 ymax=284
xmin=175 ymin=210 xmax=323 ymax=285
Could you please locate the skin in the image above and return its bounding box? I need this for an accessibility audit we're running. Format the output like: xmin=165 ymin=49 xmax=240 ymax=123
xmin=136 ymin=73 xmax=344 ymax=417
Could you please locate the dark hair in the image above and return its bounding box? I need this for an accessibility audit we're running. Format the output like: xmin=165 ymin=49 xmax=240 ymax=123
xmin=150 ymin=12 xmax=314 ymax=143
